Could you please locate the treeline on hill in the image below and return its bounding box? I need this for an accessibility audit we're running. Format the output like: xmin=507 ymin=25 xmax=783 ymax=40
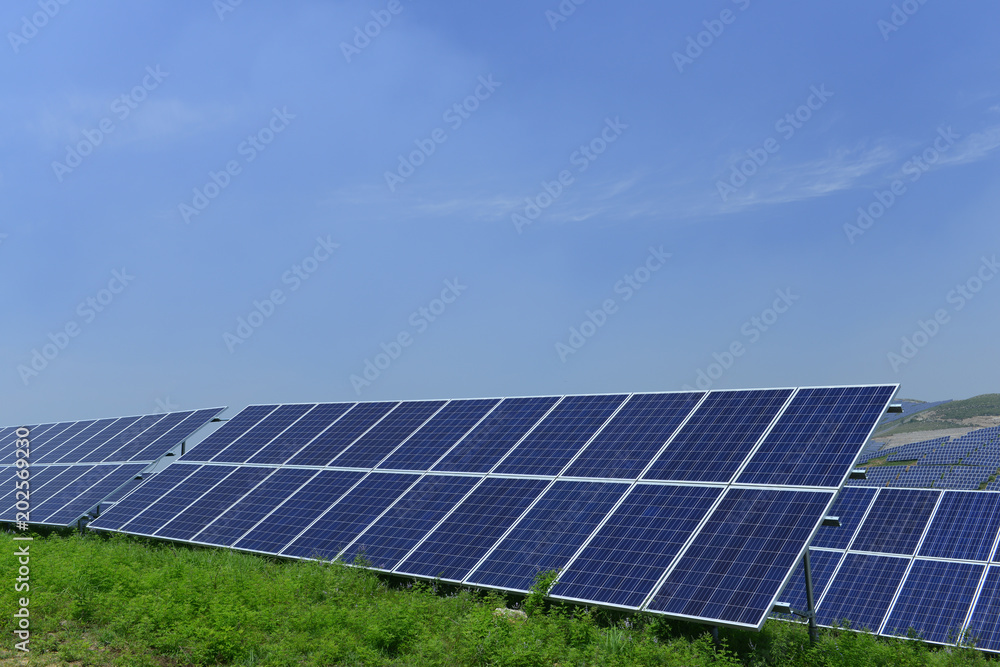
xmin=1 ymin=531 xmax=996 ymax=666
xmin=876 ymin=394 xmax=1000 ymax=436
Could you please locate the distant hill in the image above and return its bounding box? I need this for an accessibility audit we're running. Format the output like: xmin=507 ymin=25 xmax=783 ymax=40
xmin=878 ymin=398 xmax=952 ymax=424
xmin=875 ymin=393 xmax=1000 ymax=436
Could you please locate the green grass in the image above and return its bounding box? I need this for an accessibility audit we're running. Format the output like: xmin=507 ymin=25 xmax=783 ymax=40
xmin=1 ymin=532 xmax=996 ymax=666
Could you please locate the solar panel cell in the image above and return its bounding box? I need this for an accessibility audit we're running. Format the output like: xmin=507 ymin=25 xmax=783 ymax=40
xmin=882 ymin=559 xmax=983 ymax=645
xmin=285 ymin=402 xmax=398 ymax=467
xmin=849 ymin=488 xmax=939 ymax=555
xmin=816 ymin=553 xmax=909 ymax=631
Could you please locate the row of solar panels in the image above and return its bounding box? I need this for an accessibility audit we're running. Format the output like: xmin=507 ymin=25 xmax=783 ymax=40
xmin=84 ymin=385 xmax=897 ymax=630
xmin=0 ymin=409 xmax=224 ymax=526
xmin=776 ymin=486 xmax=1000 ymax=651
xmin=0 ymin=408 xmax=224 ymax=465
xmin=172 ymin=386 xmax=895 ymax=488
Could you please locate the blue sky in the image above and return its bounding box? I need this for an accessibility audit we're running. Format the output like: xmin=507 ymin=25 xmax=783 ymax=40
xmin=3 ymin=0 xmax=999 ymax=424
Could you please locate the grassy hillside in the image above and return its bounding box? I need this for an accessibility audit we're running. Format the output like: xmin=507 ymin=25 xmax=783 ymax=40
xmin=875 ymin=394 xmax=1000 ymax=436
xmin=1 ymin=531 xmax=994 ymax=666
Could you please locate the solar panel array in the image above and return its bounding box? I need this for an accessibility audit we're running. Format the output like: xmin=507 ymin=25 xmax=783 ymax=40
xmin=88 ymin=385 xmax=896 ymax=630
xmin=776 ymin=485 xmax=1000 ymax=652
xmin=0 ymin=409 xmax=223 ymax=526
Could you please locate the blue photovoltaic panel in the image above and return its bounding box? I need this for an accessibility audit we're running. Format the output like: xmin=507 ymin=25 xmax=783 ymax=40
xmin=396 ymin=477 xmax=550 ymax=582
xmin=285 ymin=402 xmax=398 ymax=467
xmin=811 ymin=487 xmax=878 ymax=550
xmin=919 ymin=492 xmax=1000 ymax=561
xmin=282 ymin=472 xmax=419 ymax=560
xmin=74 ymin=415 xmax=164 ymax=462
xmin=121 ymin=465 xmax=238 ymax=537
xmin=42 ymin=464 xmax=148 ymax=526
xmin=233 ymin=470 xmax=364 ymax=554
xmin=773 ymin=549 xmax=842 ymax=619
xmin=101 ymin=472 xmax=152 ymax=504
xmin=643 ymin=389 xmax=792 ymax=483
xmin=211 ymin=404 xmax=315 ymax=463
xmin=647 ymin=488 xmax=834 ymax=627
xmin=339 ymin=475 xmax=481 ymax=570
xmin=816 ymin=553 xmax=909 ymax=631
xmin=492 ymin=395 xmax=627 ymax=477
xmin=154 ymin=466 xmax=278 ymax=541
xmin=128 ymin=408 xmax=226 ymax=462
xmin=331 ymin=401 xmax=446 ymax=469
xmin=882 ymin=559 xmax=983 ymax=645
xmin=562 ymin=392 xmax=703 ymax=480
xmin=850 ymin=488 xmax=939 ymax=555
xmin=34 ymin=419 xmax=115 ymax=463
xmin=27 ymin=465 xmax=103 ymax=520
xmin=181 ymin=406 xmax=277 ymax=461
xmin=466 ymin=480 xmax=630 ymax=593
xmin=245 ymin=403 xmax=355 ymax=465
xmin=193 ymin=468 xmax=319 ymax=547
xmin=736 ymin=385 xmax=897 ymax=487
xmin=966 ymin=566 xmax=1000 ymax=653
xmin=108 ymin=412 xmax=191 ymax=460
xmin=0 ymin=466 xmax=92 ymax=521
xmin=377 ymin=399 xmax=501 ymax=471
xmin=88 ymin=465 xmax=201 ymax=532
xmin=432 ymin=397 xmax=559 ymax=473
xmin=56 ymin=417 xmax=144 ymax=463
xmin=551 ymin=484 xmax=721 ymax=609
xmin=19 ymin=422 xmax=87 ymax=464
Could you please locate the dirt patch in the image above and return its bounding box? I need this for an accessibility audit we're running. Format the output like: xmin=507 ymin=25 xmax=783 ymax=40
xmin=874 ymin=427 xmax=980 ymax=449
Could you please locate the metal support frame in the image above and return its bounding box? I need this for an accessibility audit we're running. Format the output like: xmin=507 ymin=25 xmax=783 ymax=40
xmin=773 ymin=550 xmax=819 ymax=645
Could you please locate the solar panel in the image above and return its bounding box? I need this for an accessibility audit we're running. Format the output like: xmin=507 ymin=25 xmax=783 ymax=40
xmin=810 ymin=487 xmax=876 ymax=550
xmin=0 ymin=408 xmax=222 ymax=527
xmin=562 ymin=392 xmax=703 ymax=479
xmin=551 ymin=484 xmax=721 ymax=608
xmin=466 ymin=480 xmax=630 ymax=593
xmin=736 ymin=385 xmax=897 ymax=487
xmin=848 ymin=488 xmax=939 ymax=554
xmin=966 ymin=566 xmax=1000 ymax=652
xmin=491 ymin=394 xmax=627 ymax=476
xmin=816 ymin=553 xmax=909 ymax=631
xmin=646 ymin=487 xmax=835 ymax=627
xmin=882 ymin=559 xmax=983 ymax=645
xmin=642 ymin=389 xmax=791 ymax=483
xmin=86 ymin=385 xmax=897 ymax=632
xmin=919 ymin=492 xmax=1000 ymax=561
xmin=338 ymin=475 xmax=482 ymax=570
xmin=395 ymin=477 xmax=550 ymax=582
